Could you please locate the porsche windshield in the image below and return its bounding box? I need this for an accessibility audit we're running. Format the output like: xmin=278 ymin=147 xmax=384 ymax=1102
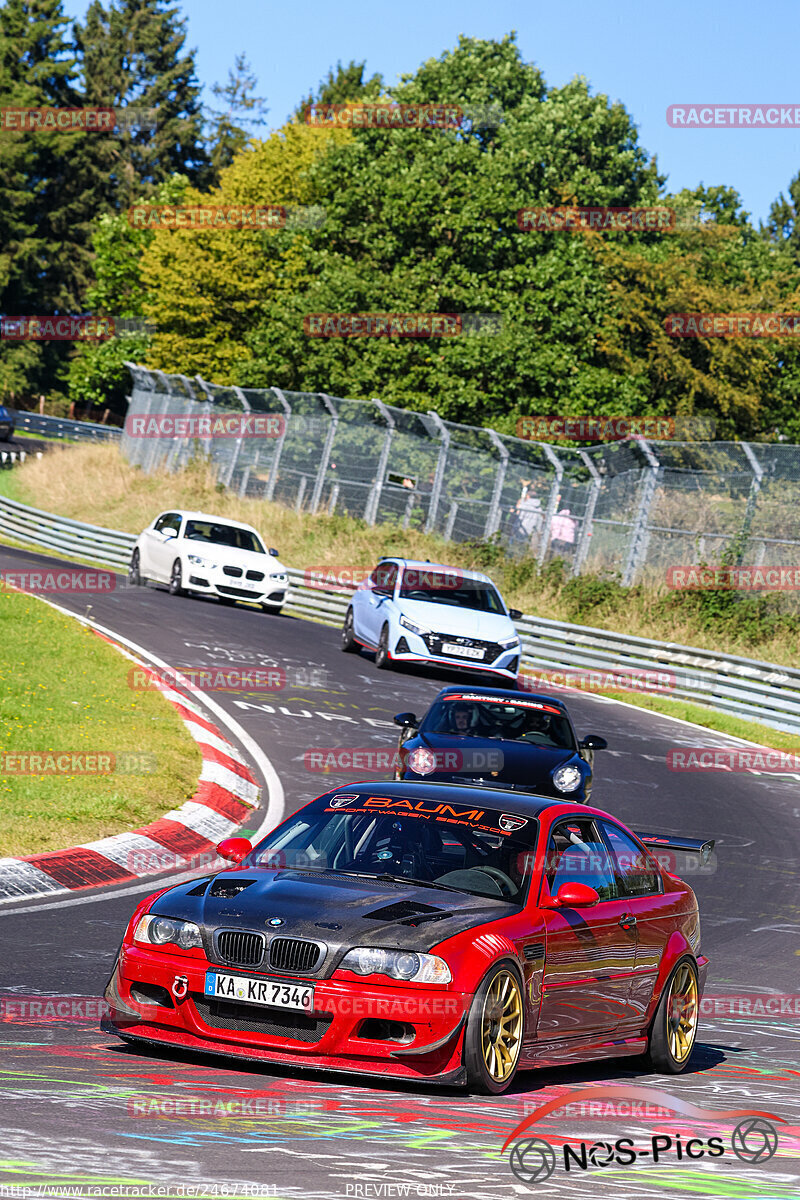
xmin=251 ymin=802 xmax=539 ymax=903
xmin=420 ymin=696 xmax=576 ymax=749
xmin=184 ymin=520 xmax=264 ymax=553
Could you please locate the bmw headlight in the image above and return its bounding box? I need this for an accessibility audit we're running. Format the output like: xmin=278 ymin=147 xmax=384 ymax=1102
xmin=338 ymin=947 xmax=451 ymax=983
xmin=552 ymin=764 xmax=583 ymax=793
xmin=270 ymin=572 xmax=288 ymax=582
xmin=133 ymin=914 xmax=203 ymax=949
xmin=499 ymin=635 xmax=520 ymax=649
xmin=188 ymin=554 xmax=215 ymax=568
xmin=399 ymin=615 xmax=431 ymax=637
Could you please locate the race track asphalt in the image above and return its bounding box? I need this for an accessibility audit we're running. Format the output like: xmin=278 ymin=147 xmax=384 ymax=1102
xmin=1 ymin=543 xmax=798 ymax=1200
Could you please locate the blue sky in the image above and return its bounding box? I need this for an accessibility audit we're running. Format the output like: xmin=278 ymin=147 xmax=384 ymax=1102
xmin=64 ymin=0 xmax=800 ymax=225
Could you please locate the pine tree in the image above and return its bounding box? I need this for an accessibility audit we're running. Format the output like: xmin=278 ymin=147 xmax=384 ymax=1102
xmin=206 ymin=53 xmax=268 ymax=183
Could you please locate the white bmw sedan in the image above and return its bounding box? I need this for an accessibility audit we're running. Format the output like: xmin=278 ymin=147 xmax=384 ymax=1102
xmin=129 ymin=510 xmax=289 ymax=612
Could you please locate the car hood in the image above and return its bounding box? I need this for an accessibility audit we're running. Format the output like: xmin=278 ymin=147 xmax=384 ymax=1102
xmin=148 ymin=869 xmax=517 ymax=968
xmin=397 ymin=599 xmax=515 ymax=639
xmin=402 ymin=733 xmax=583 ymax=786
xmin=184 ymin=544 xmax=287 ymax=574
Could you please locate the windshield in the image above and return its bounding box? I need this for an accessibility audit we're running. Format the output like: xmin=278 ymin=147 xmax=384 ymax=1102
xmin=251 ymin=798 xmax=539 ymax=903
xmin=420 ymin=694 xmax=576 ymax=749
xmin=184 ymin=520 xmax=264 ymax=554
xmin=398 ymin=575 xmax=505 ymax=613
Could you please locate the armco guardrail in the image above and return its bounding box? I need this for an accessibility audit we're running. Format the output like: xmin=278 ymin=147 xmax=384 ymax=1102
xmin=1 ymin=497 xmax=799 ymax=736
xmin=10 ymin=410 xmax=121 ymax=442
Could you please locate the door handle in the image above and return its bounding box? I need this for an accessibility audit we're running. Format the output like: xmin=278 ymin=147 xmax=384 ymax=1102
xmin=619 ymin=913 xmax=636 ymax=929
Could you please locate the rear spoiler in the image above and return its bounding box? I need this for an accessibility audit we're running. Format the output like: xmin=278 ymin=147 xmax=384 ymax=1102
xmin=635 ymin=833 xmax=716 ymax=865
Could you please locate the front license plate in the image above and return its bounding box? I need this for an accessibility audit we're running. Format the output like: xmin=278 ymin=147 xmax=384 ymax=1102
xmin=204 ymin=971 xmax=314 ymax=1012
xmin=441 ymin=642 xmax=485 ymax=660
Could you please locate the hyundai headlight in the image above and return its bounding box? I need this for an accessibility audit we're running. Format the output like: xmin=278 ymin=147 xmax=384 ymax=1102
xmin=499 ymin=635 xmax=520 ymax=649
xmin=399 ymin=615 xmax=431 ymax=637
xmin=552 ymin=764 xmax=583 ymax=793
xmin=188 ymin=554 xmax=215 ymax=568
xmin=338 ymin=947 xmax=451 ymax=983
xmin=133 ymin=914 xmax=203 ymax=949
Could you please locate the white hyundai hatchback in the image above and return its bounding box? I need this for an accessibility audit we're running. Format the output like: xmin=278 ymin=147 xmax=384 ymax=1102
xmin=341 ymin=557 xmax=523 ymax=682
xmin=129 ymin=510 xmax=289 ymax=612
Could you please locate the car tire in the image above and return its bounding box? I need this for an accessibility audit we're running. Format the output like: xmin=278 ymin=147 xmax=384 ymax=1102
xmin=341 ymin=608 xmax=359 ymax=653
xmin=168 ymin=559 xmax=185 ymax=597
xmin=128 ymin=549 xmax=144 ymax=587
xmin=463 ymin=961 xmax=525 ymax=1095
xmin=375 ymin=623 xmax=392 ymax=670
xmin=645 ymin=955 xmax=699 ymax=1073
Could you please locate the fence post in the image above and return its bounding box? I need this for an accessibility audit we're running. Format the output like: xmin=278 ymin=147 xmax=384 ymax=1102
xmin=265 ymin=388 xmax=292 ymax=502
xmin=622 ymin=438 xmax=661 ymax=586
xmin=537 ymin=444 xmax=564 ymax=567
xmin=572 ymin=449 xmax=602 ymax=575
xmin=425 ymin=412 xmax=451 ymax=534
xmin=738 ymin=442 xmax=764 ymax=563
xmin=221 ymin=385 xmax=251 ymax=488
xmin=310 ymin=395 xmax=338 ymax=514
xmin=485 ymin=430 xmax=510 ymax=537
xmin=444 ymin=501 xmax=458 ymax=539
xmin=364 ymin=399 xmax=395 ymax=525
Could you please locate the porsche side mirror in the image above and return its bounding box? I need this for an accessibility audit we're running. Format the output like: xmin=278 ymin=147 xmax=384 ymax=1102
xmin=508 ymin=608 xmax=523 ymax=620
xmin=217 ymin=837 xmax=253 ymax=864
xmin=269 ymin=548 xmax=279 ymax=556
xmin=394 ymin=712 xmax=419 ymax=728
xmin=541 ymin=881 xmax=599 ymax=908
xmin=580 ymin=735 xmax=608 ymax=750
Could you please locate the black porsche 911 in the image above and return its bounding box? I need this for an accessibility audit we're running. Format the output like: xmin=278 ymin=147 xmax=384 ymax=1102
xmin=393 ymin=686 xmax=607 ymax=803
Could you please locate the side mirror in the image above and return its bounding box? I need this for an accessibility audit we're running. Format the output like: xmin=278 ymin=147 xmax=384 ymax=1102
xmin=580 ymin=735 xmax=608 ymax=750
xmin=394 ymin=712 xmax=419 ymax=728
xmin=217 ymin=837 xmax=253 ymax=864
xmin=163 ymin=528 xmax=177 ymax=540
xmin=508 ymin=608 xmax=523 ymax=621
xmin=269 ymin=547 xmax=279 ymax=557
xmin=541 ymin=881 xmax=600 ymax=908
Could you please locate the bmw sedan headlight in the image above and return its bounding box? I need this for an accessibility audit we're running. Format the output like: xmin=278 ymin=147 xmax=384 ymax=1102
xmin=133 ymin=914 xmax=203 ymax=949
xmin=270 ymin=572 xmax=288 ymax=582
xmin=188 ymin=554 xmax=215 ymax=568
xmin=498 ymin=635 xmax=521 ymax=649
xmin=552 ymin=764 xmax=583 ymax=793
xmin=339 ymin=947 xmax=451 ymax=983
xmin=399 ymin=615 xmax=431 ymax=637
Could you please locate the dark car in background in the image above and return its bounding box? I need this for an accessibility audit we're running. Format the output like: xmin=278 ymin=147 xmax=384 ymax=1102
xmin=394 ymin=686 xmax=607 ymax=803
xmin=0 ymin=405 xmax=15 ymax=441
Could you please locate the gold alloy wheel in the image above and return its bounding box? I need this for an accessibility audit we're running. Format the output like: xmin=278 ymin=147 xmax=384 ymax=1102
xmin=666 ymin=963 xmax=698 ymax=1063
xmin=480 ymin=969 xmax=523 ymax=1082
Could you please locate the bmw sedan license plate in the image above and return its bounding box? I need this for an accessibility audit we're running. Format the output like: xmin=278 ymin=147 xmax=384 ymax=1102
xmin=204 ymin=971 xmax=314 ymax=1012
xmin=441 ymin=642 xmax=485 ymax=660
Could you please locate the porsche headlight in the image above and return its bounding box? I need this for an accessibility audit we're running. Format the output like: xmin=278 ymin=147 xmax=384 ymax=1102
xmin=338 ymin=947 xmax=451 ymax=983
xmin=552 ymin=764 xmax=583 ymax=793
xmin=399 ymin=615 xmax=431 ymax=637
xmin=133 ymin=914 xmax=203 ymax=949
xmin=406 ymin=746 xmax=437 ymax=776
xmin=188 ymin=554 xmax=215 ymax=568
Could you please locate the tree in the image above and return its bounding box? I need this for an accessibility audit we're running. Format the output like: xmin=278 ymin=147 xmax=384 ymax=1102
xmin=295 ymin=58 xmax=383 ymax=122
xmin=205 ymin=52 xmax=268 ymax=182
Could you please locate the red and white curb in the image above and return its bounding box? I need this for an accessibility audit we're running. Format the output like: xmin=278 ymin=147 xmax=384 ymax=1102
xmin=0 ymin=652 xmax=262 ymax=902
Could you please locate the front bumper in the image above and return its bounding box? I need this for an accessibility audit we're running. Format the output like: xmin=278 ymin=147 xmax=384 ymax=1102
xmin=388 ymin=626 xmax=519 ymax=679
xmin=185 ymin=570 xmax=287 ymax=606
xmin=104 ymin=945 xmax=470 ymax=1083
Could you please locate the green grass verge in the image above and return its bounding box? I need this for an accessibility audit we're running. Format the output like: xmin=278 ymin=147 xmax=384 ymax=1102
xmin=0 ymin=589 xmax=202 ymax=857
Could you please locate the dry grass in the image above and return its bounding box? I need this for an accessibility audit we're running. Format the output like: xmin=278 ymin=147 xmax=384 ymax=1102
xmin=5 ymin=443 xmax=799 ymax=669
